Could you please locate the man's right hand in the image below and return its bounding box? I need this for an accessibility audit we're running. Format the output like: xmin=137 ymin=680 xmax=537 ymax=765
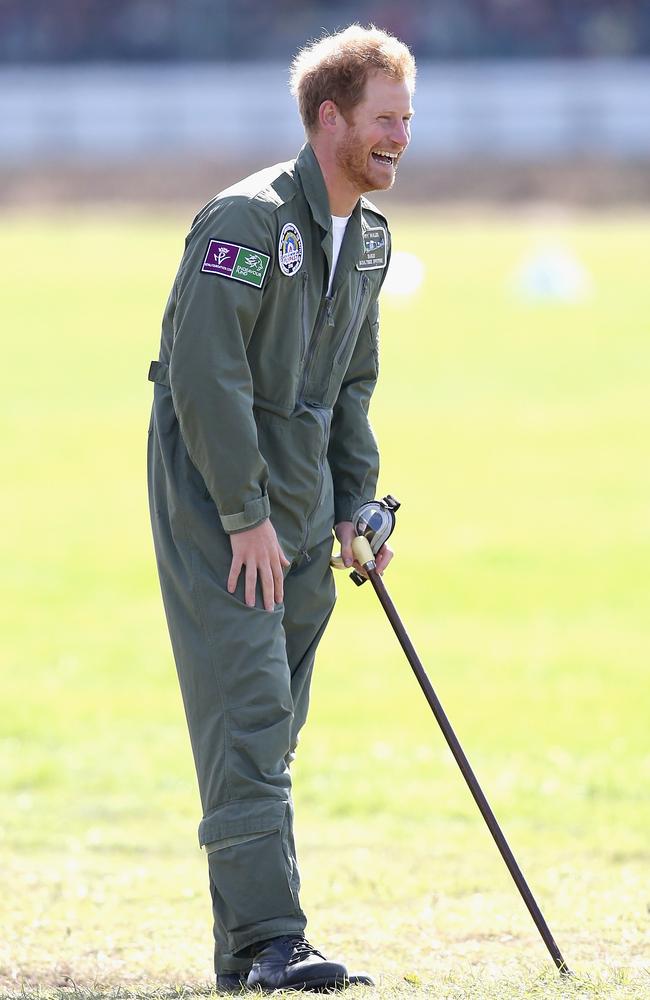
xmin=227 ymin=519 xmax=290 ymax=612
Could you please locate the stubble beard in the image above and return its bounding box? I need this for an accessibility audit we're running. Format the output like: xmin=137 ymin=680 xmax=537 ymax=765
xmin=335 ymin=127 xmax=396 ymax=195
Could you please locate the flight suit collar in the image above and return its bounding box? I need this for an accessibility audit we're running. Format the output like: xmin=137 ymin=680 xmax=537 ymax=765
xmin=295 ymin=143 xmax=365 ymax=293
xmin=295 ymin=143 xmax=332 ymax=233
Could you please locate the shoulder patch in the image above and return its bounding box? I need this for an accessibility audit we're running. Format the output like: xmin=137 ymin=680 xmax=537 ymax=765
xmin=278 ymin=223 xmax=303 ymax=276
xmin=356 ymin=226 xmax=387 ymax=271
xmin=201 ymin=239 xmax=270 ymax=288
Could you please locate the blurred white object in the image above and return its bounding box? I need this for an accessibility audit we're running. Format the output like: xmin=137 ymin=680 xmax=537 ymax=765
xmin=383 ymin=250 xmax=425 ymax=297
xmin=512 ymin=243 xmax=594 ymax=303
xmin=3 ymin=62 xmax=650 ymax=163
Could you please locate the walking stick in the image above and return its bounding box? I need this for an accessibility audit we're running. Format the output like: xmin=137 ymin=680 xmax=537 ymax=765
xmin=334 ymin=498 xmax=571 ymax=975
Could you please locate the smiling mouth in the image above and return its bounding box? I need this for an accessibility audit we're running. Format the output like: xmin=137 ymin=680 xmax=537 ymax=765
xmin=371 ymin=150 xmax=399 ymax=167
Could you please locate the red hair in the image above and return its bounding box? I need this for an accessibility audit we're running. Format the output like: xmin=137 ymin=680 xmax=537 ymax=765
xmin=289 ymin=24 xmax=416 ymax=135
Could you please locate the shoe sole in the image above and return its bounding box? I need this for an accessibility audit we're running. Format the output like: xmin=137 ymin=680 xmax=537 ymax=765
xmin=249 ymin=977 xmax=350 ymax=993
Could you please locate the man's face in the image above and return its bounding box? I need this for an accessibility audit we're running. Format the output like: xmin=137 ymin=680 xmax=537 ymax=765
xmin=334 ymin=72 xmax=413 ymax=195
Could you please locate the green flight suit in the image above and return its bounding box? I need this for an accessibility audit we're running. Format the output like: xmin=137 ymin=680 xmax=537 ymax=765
xmin=147 ymin=143 xmax=390 ymax=973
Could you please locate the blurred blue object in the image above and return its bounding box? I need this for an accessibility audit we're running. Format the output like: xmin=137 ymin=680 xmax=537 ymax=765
xmin=512 ymin=242 xmax=594 ymax=304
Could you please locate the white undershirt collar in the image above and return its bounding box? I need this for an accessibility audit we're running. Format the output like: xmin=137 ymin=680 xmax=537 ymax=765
xmin=328 ymin=214 xmax=351 ymax=296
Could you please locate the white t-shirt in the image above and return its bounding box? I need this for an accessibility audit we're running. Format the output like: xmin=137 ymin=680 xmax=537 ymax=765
xmin=327 ymin=214 xmax=351 ymax=296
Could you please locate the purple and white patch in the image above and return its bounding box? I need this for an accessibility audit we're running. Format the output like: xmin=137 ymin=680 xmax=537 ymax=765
xmin=201 ymin=240 xmax=239 ymax=277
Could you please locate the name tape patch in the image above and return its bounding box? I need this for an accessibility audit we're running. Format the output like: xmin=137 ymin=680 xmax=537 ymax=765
xmin=357 ymin=226 xmax=387 ymax=271
xmin=201 ymin=239 xmax=270 ymax=288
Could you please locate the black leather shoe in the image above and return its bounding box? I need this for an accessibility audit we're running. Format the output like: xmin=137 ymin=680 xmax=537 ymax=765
xmin=246 ymin=935 xmax=349 ymax=991
xmin=216 ymin=970 xmax=249 ymax=993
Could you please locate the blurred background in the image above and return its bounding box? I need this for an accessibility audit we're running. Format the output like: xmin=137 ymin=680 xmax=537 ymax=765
xmin=1 ymin=0 xmax=650 ymax=204
xmin=2 ymin=2 xmax=650 ymax=995
xmin=4 ymin=0 xmax=650 ymax=61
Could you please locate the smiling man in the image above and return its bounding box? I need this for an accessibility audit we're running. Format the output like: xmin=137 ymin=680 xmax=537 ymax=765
xmin=147 ymin=24 xmax=415 ymax=993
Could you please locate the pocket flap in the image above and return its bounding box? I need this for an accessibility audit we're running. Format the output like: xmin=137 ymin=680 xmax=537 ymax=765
xmin=198 ymin=796 xmax=287 ymax=848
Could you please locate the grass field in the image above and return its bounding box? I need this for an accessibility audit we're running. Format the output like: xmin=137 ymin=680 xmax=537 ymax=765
xmin=1 ymin=208 xmax=649 ymax=999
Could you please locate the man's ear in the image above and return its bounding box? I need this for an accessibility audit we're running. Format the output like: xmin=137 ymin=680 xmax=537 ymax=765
xmin=318 ymin=99 xmax=340 ymax=134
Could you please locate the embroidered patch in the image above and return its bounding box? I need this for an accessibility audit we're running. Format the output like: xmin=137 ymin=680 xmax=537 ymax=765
xmin=201 ymin=239 xmax=270 ymax=288
xmin=357 ymin=226 xmax=387 ymax=271
xmin=278 ymin=223 xmax=303 ymax=276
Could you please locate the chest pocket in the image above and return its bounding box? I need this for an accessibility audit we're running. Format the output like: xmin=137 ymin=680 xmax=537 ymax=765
xmin=333 ymin=274 xmax=370 ymax=366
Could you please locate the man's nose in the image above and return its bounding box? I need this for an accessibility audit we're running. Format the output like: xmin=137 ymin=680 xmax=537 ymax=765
xmin=391 ymin=119 xmax=410 ymax=148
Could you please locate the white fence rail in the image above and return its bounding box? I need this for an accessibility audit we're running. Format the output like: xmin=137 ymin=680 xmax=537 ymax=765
xmin=1 ymin=61 xmax=649 ymax=162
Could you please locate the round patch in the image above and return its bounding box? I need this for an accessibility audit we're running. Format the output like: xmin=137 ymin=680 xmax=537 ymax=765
xmin=278 ymin=223 xmax=303 ymax=276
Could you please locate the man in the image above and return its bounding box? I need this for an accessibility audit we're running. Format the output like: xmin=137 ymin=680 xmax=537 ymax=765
xmin=147 ymin=24 xmax=415 ymax=992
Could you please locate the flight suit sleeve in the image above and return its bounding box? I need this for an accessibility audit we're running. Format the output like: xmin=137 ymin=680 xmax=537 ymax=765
xmin=327 ymin=295 xmax=381 ymax=524
xmin=168 ymin=199 xmax=274 ymax=533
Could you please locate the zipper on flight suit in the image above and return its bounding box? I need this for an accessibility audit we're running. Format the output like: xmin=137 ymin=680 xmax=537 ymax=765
xmin=299 ymin=270 xmax=310 ymax=363
xmin=333 ymin=274 xmax=370 ymax=366
xmin=296 ymin=274 xmax=372 ymax=558
xmin=297 ymin=292 xmax=335 ymax=559
xmin=298 ymin=294 xmax=335 ymax=401
xmin=297 ymin=403 xmax=330 ymax=561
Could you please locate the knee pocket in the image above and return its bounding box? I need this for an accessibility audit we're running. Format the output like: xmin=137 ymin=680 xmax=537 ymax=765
xmin=202 ymin=798 xmax=299 ymax=932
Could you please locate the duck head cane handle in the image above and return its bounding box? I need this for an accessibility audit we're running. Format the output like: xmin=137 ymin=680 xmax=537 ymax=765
xmin=331 ymin=495 xmax=400 ymax=586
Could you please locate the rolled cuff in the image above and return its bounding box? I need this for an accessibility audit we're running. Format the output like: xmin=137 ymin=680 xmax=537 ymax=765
xmin=219 ymin=494 xmax=271 ymax=534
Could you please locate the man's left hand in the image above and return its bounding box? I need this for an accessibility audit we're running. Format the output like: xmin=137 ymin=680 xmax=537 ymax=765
xmin=334 ymin=520 xmax=393 ymax=577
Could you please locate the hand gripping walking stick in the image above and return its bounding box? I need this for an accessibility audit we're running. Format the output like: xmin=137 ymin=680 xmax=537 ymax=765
xmin=334 ymin=497 xmax=571 ymax=975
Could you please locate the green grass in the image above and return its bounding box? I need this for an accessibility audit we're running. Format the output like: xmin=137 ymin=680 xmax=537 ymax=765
xmin=1 ymin=208 xmax=649 ymax=998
